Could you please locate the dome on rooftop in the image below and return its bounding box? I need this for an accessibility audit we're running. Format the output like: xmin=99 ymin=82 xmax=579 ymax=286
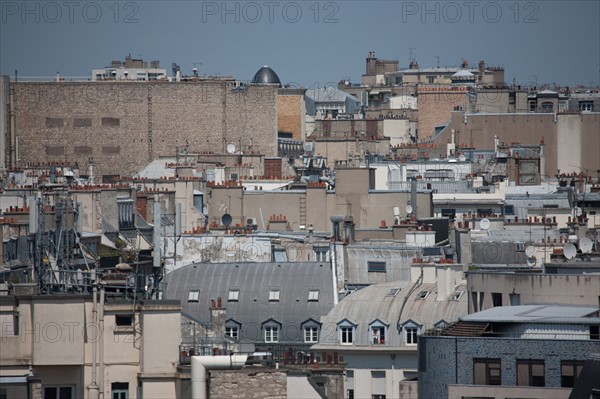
xmin=452 ymin=69 xmax=475 ymax=78
xmin=251 ymin=65 xmax=282 ymax=87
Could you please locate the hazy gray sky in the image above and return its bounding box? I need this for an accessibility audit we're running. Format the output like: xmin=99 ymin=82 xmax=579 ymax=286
xmin=1 ymin=1 xmax=599 ymax=87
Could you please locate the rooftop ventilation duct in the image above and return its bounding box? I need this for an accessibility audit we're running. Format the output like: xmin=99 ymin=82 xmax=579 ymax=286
xmin=191 ymin=354 xmax=248 ymax=399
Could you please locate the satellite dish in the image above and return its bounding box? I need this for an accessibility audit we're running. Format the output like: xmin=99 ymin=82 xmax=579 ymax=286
xmin=406 ymin=205 xmax=413 ymax=214
xmin=221 ymin=213 xmax=233 ymax=226
xmin=579 ymin=237 xmax=593 ymax=254
xmin=525 ymin=246 xmax=536 ymax=257
xmin=526 ymin=257 xmax=537 ymax=267
xmin=563 ymin=243 xmax=577 ymax=260
xmin=226 ymin=143 xmax=236 ymax=154
xmin=479 ymin=218 xmax=490 ymax=230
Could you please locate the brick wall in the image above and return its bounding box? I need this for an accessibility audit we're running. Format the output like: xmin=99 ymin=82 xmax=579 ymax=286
xmin=417 ymin=89 xmax=468 ymax=140
xmin=277 ymin=90 xmax=305 ymax=140
xmin=13 ymin=82 xmax=278 ymax=178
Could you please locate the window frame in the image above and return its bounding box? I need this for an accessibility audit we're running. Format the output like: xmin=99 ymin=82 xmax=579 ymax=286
xmin=228 ymin=289 xmax=240 ymax=302
xmin=340 ymin=326 xmax=354 ymax=345
xmin=560 ymin=360 xmax=585 ymax=388
xmin=304 ymin=326 xmax=319 ymax=343
xmin=43 ymin=385 xmax=75 ymax=399
xmin=188 ymin=290 xmax=200 ymax=303
xmin=268 ymin=289 xmax=280 ymax=302
xmin=308 ymin=289 xmax=320 ymax=302
xmin=225 ymin=326 xmax=239 ymax=340
xmin=264 ymin=326 xmax=279 ymax=343
xmin=367 ymin=261 xmax=386 ymax=273
xmin=517 ymin=359 xmax=545 ymax=387
xmin=473 ymin=358 xmax=501 ymax=385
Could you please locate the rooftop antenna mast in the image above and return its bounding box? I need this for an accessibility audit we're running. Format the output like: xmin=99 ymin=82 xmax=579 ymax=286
xmin=190 ymin=62 xmax=203 ymax=77
xmin=409 ymin=48 xmax=416 ymax=63
xmin=434 ymin=55 xmax=440 ymax=68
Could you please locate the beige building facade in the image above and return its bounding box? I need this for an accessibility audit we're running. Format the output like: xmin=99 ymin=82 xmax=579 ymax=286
xmin=0 ymin=293 xmax=181 ymax=399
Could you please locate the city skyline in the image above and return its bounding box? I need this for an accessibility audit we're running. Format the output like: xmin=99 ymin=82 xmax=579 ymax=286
xmin=1 ymin=0 xmax=599 ymax=87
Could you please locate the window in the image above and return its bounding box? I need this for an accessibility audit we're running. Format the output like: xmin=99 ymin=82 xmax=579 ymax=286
xmin=115 ymin=315 xmax=133 ymax=327
xmin=427 ymin=76 xmax=435 ymax=84
xmin=367 ymin=261 xmax=386 ymax=273
xmin=517 ymin=359 xmax=545 ymax=387
xmin=371 ymin=371 xmax=386 ymax=399
xmin=265 ymin=326 xmax=279 ymax=343
xmin=386 ymin=288 xmax=400 ymax=297
xmin=473 ymin=358 xmax=501 ymax=385
xmin=340 ymin=326 xmax=354 ymax=344
xmin=540 ymin=101 xmax=554 ymax=112
xmin=228 ymin=289 xmax=239 ymax=302
xmin=515 ymin=242 xmax=525 ymax=251
xmin=273 ymin=248 xmax=287 ymax=262
xmin=314 ymin=247 xmax=328 ymax=262
xmin=579 ymin=101 xmax=593 ymax=112
xmin=111 ymin=382 xmax=129 ymax=399
xmin=416 ymin=290 xmax=429 ymax=300
xmin=441 ymin=209 xmax=456 ymax=220
xmin=491 ymin=292 xmax=502 ymax=307
xmin=371 ymin=326 xmax=386 ymax=345
xmin=308 ymin=290 xmax=319 ymax=302
xmin=268 ymin=289 xmax=280 ymax=302
xmin=561 ymin=360 xmax=585 ymax=387
xmin=188 ymin=290 xmax=199 ymax=303
xmin=43 ymin=386 xmax=73 ymax=399
xmin=450 ymin=291 xmax=464 ymax=301
xmin=404 ymin=327 xmax=418 ymax=345
xmin=590 ymin=325 xmax=599 ymax=340
xmin=304 ymin=327 xmax=319 ymax=343
xmin=225 ymin=326 xmax=239 ymax=340
xmin=504 ymin=205 xmax=515 ymax=215
xmin=509 ymin=293 xmax=521 ymax=306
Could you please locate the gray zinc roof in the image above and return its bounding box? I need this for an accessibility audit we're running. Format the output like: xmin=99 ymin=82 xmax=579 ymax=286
xmin=461 ymin=304 xmax=600 ymax=324
xmin=314 ymin=280 xmax=467 ymax=349
xmin=163 ymin=262 xmax=335 ymax=343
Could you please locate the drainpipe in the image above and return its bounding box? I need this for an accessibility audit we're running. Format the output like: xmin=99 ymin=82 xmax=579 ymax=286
xmin=98 ymin=284 xmax=105 ymax=399
xmin=87 ymin=280 xmax=99 ymax=399
xmin=191 ymin=355 xmax=248 ymax=399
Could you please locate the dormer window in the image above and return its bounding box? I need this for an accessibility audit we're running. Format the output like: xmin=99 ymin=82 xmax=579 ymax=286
xmin=369 ymin=319 xmax=389 ymax=345
xmin=400 ymin=320 xmax=422 ymax=346
xmin=338 ymin=319 xmax=357 ymax=345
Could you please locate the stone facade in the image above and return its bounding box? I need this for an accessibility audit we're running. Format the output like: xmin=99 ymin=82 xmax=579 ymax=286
xmin=209 ymin=370 xmax=287 ymax=399
xmin=12 ymin=82 xmax=278 ymax=178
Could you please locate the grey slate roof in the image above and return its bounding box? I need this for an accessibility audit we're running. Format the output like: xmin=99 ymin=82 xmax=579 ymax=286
xmin=163 ymin=262 xmax=335 ymax=343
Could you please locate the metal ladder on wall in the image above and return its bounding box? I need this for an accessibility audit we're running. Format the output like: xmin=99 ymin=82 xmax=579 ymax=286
xmin=299 ymin=194 xmax=307 ymax=228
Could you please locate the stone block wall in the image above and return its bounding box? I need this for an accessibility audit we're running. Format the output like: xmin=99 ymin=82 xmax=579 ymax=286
xmin=12 ymin=82 xmax=277 ymax=179
xmin=209 ymin=370 xmax=287 ymax=399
